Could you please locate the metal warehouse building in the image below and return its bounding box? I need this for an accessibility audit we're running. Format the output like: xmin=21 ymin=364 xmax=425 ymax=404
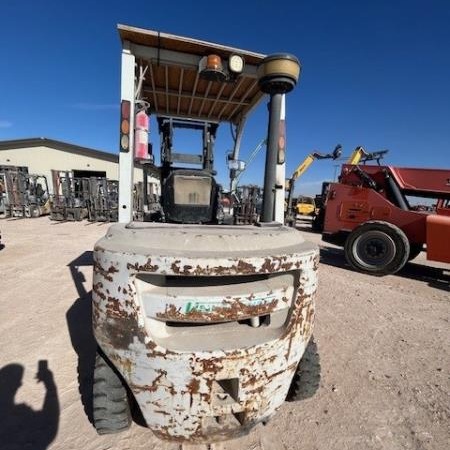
xmin=0 ymin=137 xmax=152 ymax=194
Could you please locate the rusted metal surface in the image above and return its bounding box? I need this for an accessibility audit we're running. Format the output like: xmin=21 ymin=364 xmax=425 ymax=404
xmin=136 ymin=272 xmax=295 ymax=324
xmin=154 ymin=297 xmax=279 ymax=323
xmin=92 ymin=223 xmax=318 ymax=443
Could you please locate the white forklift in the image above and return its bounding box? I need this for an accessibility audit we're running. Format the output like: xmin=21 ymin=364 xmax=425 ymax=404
xmin=92 ymin=25 xmax=320 ymax=444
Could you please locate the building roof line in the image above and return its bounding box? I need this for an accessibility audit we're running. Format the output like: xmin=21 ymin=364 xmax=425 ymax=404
xmin=0 ymin=137 xmax=118 ymax=163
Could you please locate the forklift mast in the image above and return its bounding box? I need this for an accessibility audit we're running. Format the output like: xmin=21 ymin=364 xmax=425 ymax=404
xmin=158 ymin=117 xmax=217 ymax=173
xmin=157 ymin=117 xmax=220 ymax=224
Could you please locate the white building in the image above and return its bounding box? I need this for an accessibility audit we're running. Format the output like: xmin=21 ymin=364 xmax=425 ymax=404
xmin=0 ymin=137 xmax=156 ymax=194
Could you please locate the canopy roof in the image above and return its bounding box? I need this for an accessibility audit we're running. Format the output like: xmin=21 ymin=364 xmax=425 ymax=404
xmin=118 ymin=24 xmax=267 ymax=124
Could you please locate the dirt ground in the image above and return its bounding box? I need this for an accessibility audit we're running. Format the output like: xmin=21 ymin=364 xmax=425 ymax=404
xmin=0 ymin=217 xmax=448 ymax=450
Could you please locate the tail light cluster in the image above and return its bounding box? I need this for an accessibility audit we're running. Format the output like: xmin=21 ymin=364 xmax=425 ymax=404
xmin=120 ymin=100 xmax=131 ymax=153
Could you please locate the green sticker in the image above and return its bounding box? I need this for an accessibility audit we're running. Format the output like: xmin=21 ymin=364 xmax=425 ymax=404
xmin=183 ymin=295 xmax=276 ymax=314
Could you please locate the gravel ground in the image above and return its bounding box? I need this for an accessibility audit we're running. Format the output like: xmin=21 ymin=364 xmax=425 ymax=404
xmin=0 ymin=217 xmax=448 ymax=450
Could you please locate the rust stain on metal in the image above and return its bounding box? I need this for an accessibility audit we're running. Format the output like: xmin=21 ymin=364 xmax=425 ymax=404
xmin=259 ymin=256 xmax=294 ymax=273
xmin=169 ymin=257 xmax=300 ymax=276
xmin=314 ymin=254 xmax=320 ymax=270
xmin=192 ymin=356 xmax=224 ymax=377
xmin=187 ymin=378 xmax=200 ymax=394
xmin=285 ymin=330 xmax=295 ymax=362
xmin=171 ymin=260 xmax=195 ymax=275
xmin=127 ymin=258 xmax=159 ymax=272
xmin=154 ymin=410 xmax=171 ymax=416
xmin=235 ymin=260 xmax=257 ymax=274
xmin=105 ymin=295 xmax=128 ymax=319
xmin=93 ymin=282 xmax=106 ymax=300
xmin=268 ymin=362 xmax=297 ymax=382
xmin=93 ymin=261 xmax=114 ymax=282
xmin=148 ymin=369 xmax=167 ymax=392
xmin=260 ymin=258 xmax=276 ymax=272
xmin=156 ymin=297 xmax=279 ymax=323
xmin=214 ymin=297 xmax=278 ymax=320
xmin=146 ymin=340 xmax=176 ymax=358
xmin=159 ymin=303 xmax=183 ymax=318
xmin=103 ymin=310 xmax=147 ymax=350
xmin=170 ymin=260 xmax=181 ymax=273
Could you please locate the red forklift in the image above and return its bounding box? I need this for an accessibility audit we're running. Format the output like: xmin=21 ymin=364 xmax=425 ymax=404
xmin=322 ymin=163 xmax=450 ymax=275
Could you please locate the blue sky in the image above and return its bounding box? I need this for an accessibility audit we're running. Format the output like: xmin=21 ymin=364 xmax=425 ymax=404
xmin=1 ymin=0 xmax=449 ymax=194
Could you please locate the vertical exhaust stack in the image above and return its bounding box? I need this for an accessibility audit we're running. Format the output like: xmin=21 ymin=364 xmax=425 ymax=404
xmin=258 ymin=54 xmax=301 ymax=223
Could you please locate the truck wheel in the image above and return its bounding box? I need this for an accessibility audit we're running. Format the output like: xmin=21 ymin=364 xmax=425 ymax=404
xmin=344 ymin=221 xmax=410 ymax=275
xmin=93 ymin=348 xmax=131 ymax=434
xmin=408 ymin=243 xmax=423 ymax=261
xmin=286 ymin=337 xmax=320 ymax=402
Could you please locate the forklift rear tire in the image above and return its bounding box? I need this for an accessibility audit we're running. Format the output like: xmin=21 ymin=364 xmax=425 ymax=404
xmin=286 ymin=337 xmax=320 ymax=402
xmin=93 ymin=348 xmax=132 ymax=434
xmin=344 ymin=221 xmax=410 ymax=275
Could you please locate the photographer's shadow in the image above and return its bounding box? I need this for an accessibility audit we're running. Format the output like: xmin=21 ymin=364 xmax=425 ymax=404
xmin=0 ymin=361 xmax=59 ymax=450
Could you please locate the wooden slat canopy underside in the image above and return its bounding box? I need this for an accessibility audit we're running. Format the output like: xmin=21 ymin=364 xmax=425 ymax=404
xmin=118 ymin=24 xmax=267 ymax=124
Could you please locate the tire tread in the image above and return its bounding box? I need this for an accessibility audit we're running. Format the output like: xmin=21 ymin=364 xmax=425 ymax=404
xmin=344 ymin=220 xmax=410 ymax=275
xmin=286 ymin=337 xmax=321 ymax=402
xmin=93 ymin=349 xmax=132 ymax=435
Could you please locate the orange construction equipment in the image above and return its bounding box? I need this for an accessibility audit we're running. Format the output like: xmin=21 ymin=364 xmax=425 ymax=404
xmin=322 ymin=164 xmax=450 ymax=275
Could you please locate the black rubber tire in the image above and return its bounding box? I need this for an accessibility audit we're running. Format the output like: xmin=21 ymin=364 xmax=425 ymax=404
xmin=408 ymin=243 xmax=423 ymax=261
xmin=286 ymin=337 xmax=321 ymax=402
xmin=93 ymin=348 xmax=132 ymax=435
xmin=344 ymin=221 xmax=410 ymax=276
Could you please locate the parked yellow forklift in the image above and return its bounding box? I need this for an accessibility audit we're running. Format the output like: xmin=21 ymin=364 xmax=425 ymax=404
xmin=296 ymin=195 xmax=316 ymax=216
xmin=91 ymin=25 xmax=320 ymax=444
